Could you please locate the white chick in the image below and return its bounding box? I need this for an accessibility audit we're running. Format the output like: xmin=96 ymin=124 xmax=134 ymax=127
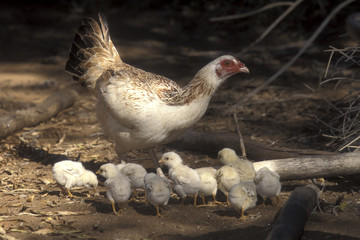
xmin=229 ymin=181 xmax=257 ymax=221
xmin=218 ymin=148 xmax=256 ymax=182
xmin=195 ymin=167 xmax=220 ymax=205
xmin=144 ymin=173 xmax=172 ymax=217
xmin=52 ymin=160 xmax=98 ymax=197
xmin=97 ymin=163 xmax=131 ymax=216
xmin=215 ymin=165 xmax=241 ymax=205
xmin=116 ymin=161 xmax=147 ymax=201
xmin=159 ymin=152 xmax=201 ymax=206
xmin=255 ymin=167 xmax=281 ymax=206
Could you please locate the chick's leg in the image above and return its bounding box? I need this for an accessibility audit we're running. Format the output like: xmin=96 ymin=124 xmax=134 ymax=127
xmin=66 ymin=188 xmax=75 ymax=198
xmin=262 ymin=197 xmax=267 ymax=207
xmin=111 ymin=200 xmax=120 ymax=216
xmin=239 ymin=207 xmax=247 ymax=221
xmin=156 ymin=205 xmax=162 ymax=217
xmin=180 ymin=197 xmax=187 ymax=205
xmin=193 ymin=193 xmax=198 ymax=207
xmin=226 ymin=193 xmax=231 ymax=206
xmin=212 ymin=193 xmax=222 ymax=205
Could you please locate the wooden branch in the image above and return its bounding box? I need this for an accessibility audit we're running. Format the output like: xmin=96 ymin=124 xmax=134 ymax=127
xmin=266 ymin=184 xmax=320 ymax=240
xmin=0 ymin=89 xmax=78 ymax=139
xmin=170 ymin=130 xmax=360 ymax=180
xmin=169 ymin=130 xmax=331 ymax=161
xmin=253 ymin=152 xmax=360 ymax=180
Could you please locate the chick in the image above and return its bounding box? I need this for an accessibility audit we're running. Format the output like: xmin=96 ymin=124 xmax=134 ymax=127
xmin=195 ymin=167 xmax=220 ymax=206
xmin=52 ymin=160 xmax=98 ymax=197
xmin=229 ymin=181 xmax=257 ymax=221
xmin=97 ymin=163 xmax=131 ymax=216
xmin=116 ymin=161 xmax=147 ymax=201
xmin=215 ymin=165 xmax=241 ymax=205
xmin=144 ymin=173 xmax=172 ymax=217
xmin=255 ymin=167 xmax=281 ymax=206
xmin=218 ymin=148 xmax=255 ymax=182
xmin=159 ymin=152 xmax=201 ymax=206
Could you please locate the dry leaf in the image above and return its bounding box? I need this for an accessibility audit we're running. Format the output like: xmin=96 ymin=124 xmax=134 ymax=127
xmin=39 ymin=177 xmax=52 ymax=185
xmin=41 ymin=193 xmax=49 ymax=198
xmin=26 ymin=195 xmax=35 ymax=202
xmin=33 ymin=228 xmax=55 ymax=235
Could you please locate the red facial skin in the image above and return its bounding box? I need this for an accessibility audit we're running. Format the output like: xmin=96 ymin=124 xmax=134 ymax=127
xmin=216 ymin=58 xmax=249 ymax=78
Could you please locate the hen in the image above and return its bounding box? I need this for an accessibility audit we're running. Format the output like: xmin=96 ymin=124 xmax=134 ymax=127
xmin=65 ymin=13 xmax=249 ymax=169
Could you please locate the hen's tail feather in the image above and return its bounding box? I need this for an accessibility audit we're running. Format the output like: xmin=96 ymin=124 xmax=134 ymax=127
xmin=65 ymin=12 xmax=122 ymax=89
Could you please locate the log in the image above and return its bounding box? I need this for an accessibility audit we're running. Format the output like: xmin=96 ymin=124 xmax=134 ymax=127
xmin=169 ymin=130 xmax=332 ymax=160
xmin=266 ymin=184 xmax=320 ymax=240
xmin=0 ymin=89 xmax=78 ymax=139
xmin=253 ymin=152 xmax=360 ymax=180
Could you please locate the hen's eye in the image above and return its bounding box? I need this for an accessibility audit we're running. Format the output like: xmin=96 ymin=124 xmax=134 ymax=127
xmin=222 ymin=60 xmax=233 ymax=67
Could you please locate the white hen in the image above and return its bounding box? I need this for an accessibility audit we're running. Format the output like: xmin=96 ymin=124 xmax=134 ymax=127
xmin=159 ymin=152 xmax=201 ymax=206
xmin=97 ymin=163 xmax=131 ymax=215
xmin=52 ymin=160 xmax=98 ymax=197
xmin=65 ymin=13 xmax=249 ymax=173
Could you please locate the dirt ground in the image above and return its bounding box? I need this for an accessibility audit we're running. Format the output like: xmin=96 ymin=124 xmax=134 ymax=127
xmin=1 ymin=2 xmax=360 ymax=240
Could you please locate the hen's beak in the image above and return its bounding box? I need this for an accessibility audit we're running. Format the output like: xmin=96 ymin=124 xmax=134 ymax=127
xmin=240 ymin=65 xmax=250 ymax=74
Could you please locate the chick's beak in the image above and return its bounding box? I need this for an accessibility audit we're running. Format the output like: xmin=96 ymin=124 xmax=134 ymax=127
xmin=95 ymin=170 xmax=101 ymax=175
xmin=158 ymin=158 xmax=165 ymax=164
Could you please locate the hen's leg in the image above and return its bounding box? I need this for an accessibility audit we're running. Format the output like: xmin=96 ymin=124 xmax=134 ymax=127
xmin=149 ymin=148 xmax=165 ymax=177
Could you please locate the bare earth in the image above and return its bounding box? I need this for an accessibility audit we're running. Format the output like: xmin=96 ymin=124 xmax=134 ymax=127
xmin=0 ymin=3 xmax=360 ymax=240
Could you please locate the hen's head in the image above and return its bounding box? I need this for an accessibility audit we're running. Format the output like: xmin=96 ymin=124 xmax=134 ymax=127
xmin=215 ymin=55 xmax=249 ymax=79
xmin=194 ymin=55 xmax=249 ymax=92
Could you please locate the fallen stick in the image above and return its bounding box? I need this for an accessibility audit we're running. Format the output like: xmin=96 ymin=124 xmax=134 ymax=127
xmin=170 ymin=130 xmax=360 ymax=180
xmin=0 ymin=89 xmax=78 ymax=139
xmin=266 ymin=184 xmax=320 ymax=240
xmin=253 ymin=151 xmax=360 ymax=180
xmin=170 ymin=130 xmax=331 ymax=160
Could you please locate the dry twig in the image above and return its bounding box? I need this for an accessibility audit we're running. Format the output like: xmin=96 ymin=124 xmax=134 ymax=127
xmin=224 ymin=0 xmax=357 ymax=115
xmin=233 ymin=111 xmax=247 ymax=159
xmin=210 ymin=2 xmax=293 ymax=22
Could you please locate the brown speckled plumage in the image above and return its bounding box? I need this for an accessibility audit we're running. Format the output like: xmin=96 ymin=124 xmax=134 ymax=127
xmin=65 ymin=13 xmax=249 ymax=157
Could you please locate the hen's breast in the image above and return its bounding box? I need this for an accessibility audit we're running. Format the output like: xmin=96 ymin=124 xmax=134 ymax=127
xmin=94 ymin=67 xmax=211 ymax=153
